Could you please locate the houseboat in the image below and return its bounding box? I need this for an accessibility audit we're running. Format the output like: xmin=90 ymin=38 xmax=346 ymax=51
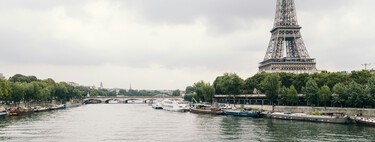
xmin=9 ymin=107 xmax=33 ymax=116
xmin=190 ymin=104 xmax=224 ymax=115
xmin=224 ymin=109 xmax=263 ymax=118
xmin=354 ymin=116 xmax=375 ymax=126
xmin=265 ymin=111 xmax=350 ymax=124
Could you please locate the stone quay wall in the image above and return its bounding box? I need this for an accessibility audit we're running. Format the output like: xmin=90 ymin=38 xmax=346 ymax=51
xmin=232 ymin=104 xmax=375 ymax=117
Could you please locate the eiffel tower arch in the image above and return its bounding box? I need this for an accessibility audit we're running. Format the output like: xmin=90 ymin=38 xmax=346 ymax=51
xmin=259 ymin=0 xmax=318 ymax=74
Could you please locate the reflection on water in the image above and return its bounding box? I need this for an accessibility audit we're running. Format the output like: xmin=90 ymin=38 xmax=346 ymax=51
xmin=0 ymin=104 xmax=374 ymax=142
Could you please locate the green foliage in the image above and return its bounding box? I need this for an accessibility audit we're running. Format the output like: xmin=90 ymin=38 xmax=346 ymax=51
xmin=279 ymin=73 xmax=295 ymax=90
xmin=184 ymin=81 xmax=215 ymax=102
xmin=244 ymin=72 xmax=267 ymax=94
xmin=279 ymin=86 xmax=289 ymax=105
xmin=194 ymin=81 xmax=215 ymax=103
xmin=187 ymin=70 xmax=375 ymax=108
xmin=261 ymin=73 xmax=281 ymax=111
xmin=366 ymin=76 xmax=375 ymax=107
xmin=304 ymin=78 xmax=320 ymax=106
xmin=213 ymin=73 xmax=244 ymax=95
xmin=292 ymin=73 xmax=310 ymax=93
xmin=183 ymin=93 xmax=198 ymax=103
xmin=347 ymin=81 xmax=365 ymax=108
xmin=172 ymin=89 xmax=181 ymax=96
xmin=287 ymin=85 xmax=299 ymax=106
xmin=318 ymin=85 xmax=332 ymax=107
xmin=349 ymin=70 xmax=372 ymax=85
xmin=185 ymin=86 xmax=195 ymax=94
xmin=9 ymin=74 xmax=39 ymax=83
xmin=332 ymin=83 xmax=348 ymax=107
xmin=10 ymin=82 xmax=26 ymax=105
xmin=118 ymin=89 xmax=127 ymax=95
xmin=0 ymin=78 xmax=11 ymax=101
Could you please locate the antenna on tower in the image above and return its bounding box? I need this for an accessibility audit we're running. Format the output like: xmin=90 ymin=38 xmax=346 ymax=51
xmin=361 ymin=63 xmax=371 ymax=70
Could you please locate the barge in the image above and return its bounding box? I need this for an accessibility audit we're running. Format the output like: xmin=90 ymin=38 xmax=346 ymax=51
xmin=265 ymin=112 xmax=350 ymax=124
xmin=190 ymin=104 xmax=224 ymax=115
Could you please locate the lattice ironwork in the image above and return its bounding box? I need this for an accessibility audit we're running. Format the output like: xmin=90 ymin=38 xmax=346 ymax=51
xmin=259 ymin=0 xmax=317 ymax=74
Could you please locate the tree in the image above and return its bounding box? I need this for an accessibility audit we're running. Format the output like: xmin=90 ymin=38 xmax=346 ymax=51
xmin=118 ymin=89 xmax=127 ymax=95
xmin=9 ymin=74 xmax=39 ymax=83
xmin=292 ymin=73 xmax=310 ymax=93
xmin=332 ymin=83 xmax=348 ymax=107
xmin=279 ymin=73 xmax=295 ymax=89
xmin=193 ymin=81 xmax=215 ymax=103
xmin=54 ymin=82 xmax=69 ymax=103
xmin=318 ymin=85 xmax=332 ymax=108
xmin=304 ymin=78 xmax=320 ymax=106
xmin=185 ymin=86 xmax=195 ymax=94
xmin=261 ymin=73 xmax=281 ymax=112
xmin=10 ymin=82 xmax=26 ymax=106
xmin=0 ymin=78 xmax=11 ymax=102
xmin=213 ymin=73 xmax=244 ymax=95
xmin=279 ymin=86 xmax=289 ymax=106
xmin=244 ymin=72 xmax=267 ymax=94
xmin=347 ymin=81 xmax=365 ymax=108
xmin=287 ymin=85 xmax=299 ymax=106
xmin=349 ymin=70 xmax=372 ymax=85
xmin=366 ymin=76 xmax=375 ymax=107
xmin=172 ymin=89 xmax=181 ymax=96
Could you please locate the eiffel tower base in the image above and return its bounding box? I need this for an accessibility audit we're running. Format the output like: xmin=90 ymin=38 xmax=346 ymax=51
xmin=259 ymin=59 xmax=317 ymax=74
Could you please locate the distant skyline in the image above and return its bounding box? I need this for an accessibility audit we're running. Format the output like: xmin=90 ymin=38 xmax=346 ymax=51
xmin=0 ymin=0 xmax=374 ymax=90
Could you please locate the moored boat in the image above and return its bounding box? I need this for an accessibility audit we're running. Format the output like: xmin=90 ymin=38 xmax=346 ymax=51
xmin=152 ymin=101 xmax=163 ymax=109
xmin=33 ymin=106 xmax=49 ymax=112
xmin=354 ymin=116 xmax=375 ymax=126
xmin=0 ymin=111 xmax=7 ymax=117
xmin=265 ymin=112 xmax=350 ymax=124
xmin=49 ymin=104 xmax=66 ymax=110
xmin=224 ymin=109 xmax=263 ymax=118
xmin=190 ymin=104 xmax=224 ymax=115
xmin=161 ymin=99 xmax=189 ymax=112
xmin=0 ymin=106 xmax=6 ymax=117
xmin=9 ymin=107 xmax=33 ymax=116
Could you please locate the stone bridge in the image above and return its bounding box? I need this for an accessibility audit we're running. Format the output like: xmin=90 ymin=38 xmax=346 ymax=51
xmin=83 ymin=96 xmax=182 ymax=104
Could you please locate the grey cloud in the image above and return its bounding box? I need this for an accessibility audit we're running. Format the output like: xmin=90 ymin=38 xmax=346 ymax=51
xmin=0 ymin=0 xmax=374 ymax=71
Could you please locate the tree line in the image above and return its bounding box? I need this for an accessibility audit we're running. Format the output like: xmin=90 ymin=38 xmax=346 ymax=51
xmin=0 ymin=74 xmax=183 ymax=107
xmin=0 ymin=74 xmax=88 ymax=107
xmin=184 ymin=70 xmax=375 ymax=109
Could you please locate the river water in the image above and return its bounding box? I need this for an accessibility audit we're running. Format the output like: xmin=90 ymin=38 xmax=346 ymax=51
xmin=0 ymin=104 xmax=374 ymax=142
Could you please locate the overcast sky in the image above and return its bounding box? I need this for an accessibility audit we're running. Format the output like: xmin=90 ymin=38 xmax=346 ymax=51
xmin=0 ymin=0 xmax=374 ymax=90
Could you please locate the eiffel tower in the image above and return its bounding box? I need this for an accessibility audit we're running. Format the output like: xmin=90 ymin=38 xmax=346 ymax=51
xmin=259 ymin=0 xmax=317 ymax=74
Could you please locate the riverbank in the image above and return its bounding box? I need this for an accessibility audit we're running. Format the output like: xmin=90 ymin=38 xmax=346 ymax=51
xmin=231 ymin=104 xmax=375 ymax=117
xmin=0 ymin=100 xmax=84 ymax=115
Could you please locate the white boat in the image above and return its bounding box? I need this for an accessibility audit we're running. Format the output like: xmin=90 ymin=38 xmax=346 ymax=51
xmin=108 ymin=100 xmax=119 ymax=104
xmin=33 ymin=106 xmax=49 ymax=112
xmin=161 ymin=99 xmax=190 ymax=112
xmin=49 ymin=104 xmax=66 ymax=110
xmin=152 ymin=101 xmax=163 ymax=109
xmin=0 ymin=111 xmax=6 ymax=117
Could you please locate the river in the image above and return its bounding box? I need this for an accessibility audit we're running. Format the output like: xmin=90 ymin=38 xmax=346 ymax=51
xmin=0 ymin=104 xmax=374 ymax=142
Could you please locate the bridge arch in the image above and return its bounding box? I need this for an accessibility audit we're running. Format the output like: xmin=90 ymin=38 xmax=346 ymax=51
xmin=144 ymin=98 xmax=157 ymax=103
xmin=84 ymin=99 xmax=103 ymax=104
xmin=104 ymin=98 xmax=122 ymax=103
xmin=124 ymin=98 xmax=143 ymax=104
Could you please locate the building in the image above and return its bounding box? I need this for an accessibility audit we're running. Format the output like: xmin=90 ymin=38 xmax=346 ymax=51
xmin=0 ymin=73 xmax=4 ymax=79
xmin=259 ymin=0 xmax=318 ymax=74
